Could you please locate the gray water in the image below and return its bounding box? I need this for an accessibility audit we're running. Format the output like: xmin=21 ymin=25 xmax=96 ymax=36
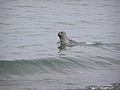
xmin=0 ymin=0 xmax=120 ymax=90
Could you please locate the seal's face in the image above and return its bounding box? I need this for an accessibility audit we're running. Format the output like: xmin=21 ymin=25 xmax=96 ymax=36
xmin=58 ymin=32 xmax=66 ymax=40
xmin=57 ymin=31 xmax=77 ymax=47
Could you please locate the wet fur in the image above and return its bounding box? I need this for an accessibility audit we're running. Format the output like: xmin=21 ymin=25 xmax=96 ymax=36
xmin=58 ymin=31 xmax=78 ymax=47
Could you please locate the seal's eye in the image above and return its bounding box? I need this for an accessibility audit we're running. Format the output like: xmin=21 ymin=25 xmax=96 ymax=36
xmin=61 ymin=32 xmax=63 ymax=34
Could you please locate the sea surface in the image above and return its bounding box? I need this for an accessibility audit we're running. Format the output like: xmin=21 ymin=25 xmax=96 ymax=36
xmin=0 ymin=0 xmax=120 ymax=90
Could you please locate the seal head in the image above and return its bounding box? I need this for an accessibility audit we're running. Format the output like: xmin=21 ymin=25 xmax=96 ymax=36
xmin=58 ymin=31 xmax=78 ymax=46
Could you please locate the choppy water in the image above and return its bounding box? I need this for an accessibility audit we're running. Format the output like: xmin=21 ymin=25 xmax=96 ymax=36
xmin=0 ymin=0 xmax=120 ymax=90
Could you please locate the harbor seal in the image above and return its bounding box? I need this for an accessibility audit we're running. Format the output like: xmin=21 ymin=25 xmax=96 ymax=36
xmin=57 ymin=31 xmax=78 ymax=47
xmin=57 ymin=31 xmax=101 ymax=50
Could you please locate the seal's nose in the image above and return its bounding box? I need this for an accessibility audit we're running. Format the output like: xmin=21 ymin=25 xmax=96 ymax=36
xmin=58 ymin=32 xmax=61 ymax=37
xmin=58 ymin=33 xmax=62 ymax=39
xmin=58 ymin=33 xmax=60 ymax=37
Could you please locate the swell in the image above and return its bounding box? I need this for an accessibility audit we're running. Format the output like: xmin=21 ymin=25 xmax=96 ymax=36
xmin=0 ymin=57 xmax=84 ymax=75
xmin=0 ymin=58 xmax=117 ymax=75
xmin=0 ymin=57 xmax=101 ymax=75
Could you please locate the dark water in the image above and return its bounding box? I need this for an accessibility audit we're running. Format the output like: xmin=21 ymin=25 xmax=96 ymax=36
xmin=0 ymin=0 xmax=120 ymax=90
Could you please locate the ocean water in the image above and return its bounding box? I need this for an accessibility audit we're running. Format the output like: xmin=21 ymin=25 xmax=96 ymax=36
xmin=0 ymin=0 xmax=120 ymax=90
